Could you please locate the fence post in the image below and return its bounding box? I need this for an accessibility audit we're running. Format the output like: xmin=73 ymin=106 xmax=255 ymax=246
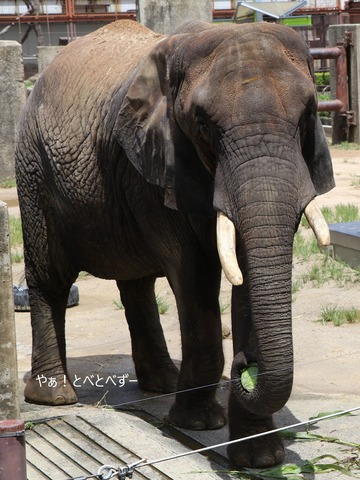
xmin=0 ymin=201 xmax=20 ymax=420
xmin=329 ymin=25 xmax=359 ymax=143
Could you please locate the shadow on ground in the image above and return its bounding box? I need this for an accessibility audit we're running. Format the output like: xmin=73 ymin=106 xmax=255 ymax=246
xmin=21 ymin=353 xmax=314 ymax=479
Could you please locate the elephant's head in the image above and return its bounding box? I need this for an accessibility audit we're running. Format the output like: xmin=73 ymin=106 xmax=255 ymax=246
xmin=114 ymin=22 xmax=334 ymax=417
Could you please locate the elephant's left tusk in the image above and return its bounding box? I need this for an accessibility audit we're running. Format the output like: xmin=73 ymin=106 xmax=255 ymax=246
xmin=304 ymin=199 xmax=331 ymax=247
xmin=216 ymin=211 xmax=243 ymax=286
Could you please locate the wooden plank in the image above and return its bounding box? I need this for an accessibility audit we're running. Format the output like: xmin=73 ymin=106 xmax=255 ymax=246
xmin=34 ymin=421 xmax=99 ymax=474
xmin=25 ymin=441 xmax=62 ymax=480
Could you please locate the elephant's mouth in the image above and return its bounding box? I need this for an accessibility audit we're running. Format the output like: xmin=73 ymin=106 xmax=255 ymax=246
xmin=216 ymin=199 xmax=330 ymax=286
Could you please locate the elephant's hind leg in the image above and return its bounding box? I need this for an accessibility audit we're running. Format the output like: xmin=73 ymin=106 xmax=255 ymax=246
xmin=17 ymin=171 xmax=78 ymax=405
xmin=117 ymin=276 xmax=179 ymax=393
xmin=24 ymin=283 xmax=78 ymax=406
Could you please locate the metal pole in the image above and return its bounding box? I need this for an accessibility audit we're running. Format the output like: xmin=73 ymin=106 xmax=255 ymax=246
xmin=0 ymin=420 xmax=27 ymax=480
xmin=333 ymin=44 xmax=350 ymax=143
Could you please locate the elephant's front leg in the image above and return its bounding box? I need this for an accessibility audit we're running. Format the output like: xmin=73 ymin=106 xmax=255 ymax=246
xmin=167 ymin=264 xmax=226 ymax=430
xmin=25 ymin=285 xmax=77 ymax=405
xmin=117 ymin=276 xmax=179 ymax=393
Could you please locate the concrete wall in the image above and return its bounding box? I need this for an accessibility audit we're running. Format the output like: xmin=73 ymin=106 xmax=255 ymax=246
xmin=38 ymin=45 xmax=64 ymax=73
xmin=138 ymin=0 xmax=213 ymax=35
xmin=0 ymin=21 xmax=110 ymax=58
xmin=0 ymin=41 xmax=25 ymax=182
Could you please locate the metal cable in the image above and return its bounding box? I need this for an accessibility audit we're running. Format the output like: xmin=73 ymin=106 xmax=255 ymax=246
xmin=105 ymin=349 xmax=360 ymax=410
xmin=136 ymin=406 xmax=360 ymax=469
xmin=62 ymin=406 xmax=360 ymax=480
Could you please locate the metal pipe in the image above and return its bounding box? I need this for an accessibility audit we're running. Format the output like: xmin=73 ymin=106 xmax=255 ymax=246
xmin=310 ymin=47 xmax=342 ymax=60
xmin=317 ymin=99 xmax=344 ymax=111
xmin=335 ymin=46 xmax=348 ymax=113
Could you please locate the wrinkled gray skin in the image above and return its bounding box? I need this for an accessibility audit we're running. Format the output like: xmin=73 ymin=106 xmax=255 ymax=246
xmin=15 ymin=20 xmax=334 ymax=468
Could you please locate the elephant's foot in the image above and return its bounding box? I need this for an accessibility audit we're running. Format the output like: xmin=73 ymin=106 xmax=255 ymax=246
xmin=25 ymin=375 xmax=78 ymax=406
xmin=227 ymin=415 xmax=284 ymax=468
xmin=136 ymin=362 xmax=179 ymax=393
xmin=169 ymin=397 xmax=226 ymax=430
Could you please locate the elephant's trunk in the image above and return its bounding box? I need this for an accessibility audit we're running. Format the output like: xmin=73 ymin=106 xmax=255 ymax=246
xmin=216 ymin=200 xmax=329 ymax=288
xmin=215 ymin=153 xmax=330 ymax=417
xmin=231 ymin=202 xmax=295 ymax=416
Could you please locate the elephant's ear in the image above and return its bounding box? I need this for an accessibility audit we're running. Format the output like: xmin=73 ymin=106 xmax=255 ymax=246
xmin=113 ymin=39 xmax=215 ymax=216
xmin=302 ymin=114 xmax=335 ymax=195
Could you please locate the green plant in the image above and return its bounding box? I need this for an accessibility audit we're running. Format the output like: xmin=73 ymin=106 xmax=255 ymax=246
xmin=314 ymin=71 xmax=330 ymax=86
xmin=156 ymin=295 xmax=170 ymax=314
xmin=301 ymin=203 xmax=359 ymax=228
xmin=351 ymin=174 xmax=360 ymax=188
xmin=113 ymin=300 xmax=124 ymax=310
xmin=296 ymin=252 xmax=358 ymax=290
xmin=228 ymin=454 xmax=360 ymax=479
xmin=227 ymin=418 xmax=360 ymax=479
xmin=331 ymin=141 xmax=360 ymax=150
xmin=0 ymin=177 xmax=16 ymax=188
xmin=323 ymin=203 xmax=360 ymax=223
xmin=312 ymin=254 xmax=341 ymax=286
xmin=318 ymin=92 xmax=331 ymax=102
xmin=78 ymin=271 xmax=90 ymax=277
xmin=291 ymin=278 xmax=303 ymax=297
xmin=113 ymin=295 xmax=170 ymax=314
xmin=9 ymin=216 xmax=24 ymax=263
xmin=11 ymin=251 xmax=24 ymax=263
xmin=219 ymin=299 xmax=230 ymax=314
xmin=9 ymin=216 xmax=23 ymax=245
xmin=293 ymin=231 xmax=319 ymax=260
xmin=319 ymin=305 xmax=360 ymax=326
xmin=24 ymin=79 xmax=36 ymax=90
xmin=318 ymin=91 xmax=331 ymax=118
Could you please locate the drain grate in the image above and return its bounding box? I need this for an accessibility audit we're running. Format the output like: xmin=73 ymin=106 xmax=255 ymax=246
xmin=25 ymin=411 xmax=226 ymax=480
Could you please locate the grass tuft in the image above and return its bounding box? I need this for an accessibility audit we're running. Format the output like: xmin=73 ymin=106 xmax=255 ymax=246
xmin=331 ymin=141 xmax=360 ymax=150
xmin=301 ymin=203 xmax=359 ymax=228
xmin=155 ymin=295 xmax=170 ymax=314
xmin=319 ymin=305 xmax=360 ymax=326
xmin=0 ymin=177 xmax=16 ymax=188
xmin=114 ymin=296 xmax=170 ymax=314
xmin=293 ymin=231 xmax=319 ymax=260
xmin=351 ymin=174 xmax=360 ymax=188
xmin=9 ymin=216 xmax=23 ymax=263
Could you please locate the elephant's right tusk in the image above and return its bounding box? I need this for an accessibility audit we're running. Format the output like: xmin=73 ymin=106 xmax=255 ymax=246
xmin=304 ymin=199 xmax=331 ymax=247
xmin=216 ymin=211 xmax=243 ymax=286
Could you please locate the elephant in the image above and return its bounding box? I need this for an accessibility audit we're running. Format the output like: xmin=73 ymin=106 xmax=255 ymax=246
xmin=15 ymin=20 xmax=335 ymax=468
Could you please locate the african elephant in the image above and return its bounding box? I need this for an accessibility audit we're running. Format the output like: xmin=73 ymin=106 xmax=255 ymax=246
xmin=15 ymin=20 xmax=334 ymax=467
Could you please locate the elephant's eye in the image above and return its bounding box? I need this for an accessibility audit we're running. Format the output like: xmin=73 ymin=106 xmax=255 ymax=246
xmin=304 ymin=97 xmax=317 ymax=119
xmin=196 ymin=113 xmax=211 ymax=139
